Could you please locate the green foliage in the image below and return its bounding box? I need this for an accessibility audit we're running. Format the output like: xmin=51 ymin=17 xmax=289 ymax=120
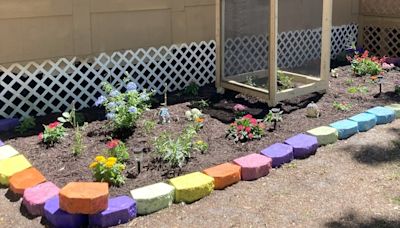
xmin=333 ymin=101 xmax=352 ymax=111
xmin=15 ymin=117 xmax=36 ymax=134
xmin=89 ymin=156 xmax=125 ymax=186
xmin=193 ymin=140 xmax=208 ymax=153
xmin=344 ymin=78 xmax=354 ymax=86
xmin=58 ymin=105 xmax=86 ymax=156
xmin=347 ymin=86 xmax=369 ymax=94
xmin=185 ymin=108 xmax=203 ymax=121
xmin=347 ymin=50 xmax=383 ymax=76
xmin=153 ymin=125 xmax=200 ymax=168
xmin=190 ymin=99 xmax=209 ymax=109
xmin=395 ymin=85 xmax=400 ymax=95
xmin=143 ymin=120 xmax=156 ymax=135
xmin=39 ymin=121 xmax=65 ymax=146
xmin=183 ymin=82 xmax=200 ymax=96
xmin=264 ymin=109 xmax=283 ymax=124
xmin=245 ymin=75 xmax=257 ymax=87
xmin=277 ymin=72 xmax=294 ymax=91
xmin=106 ymin=139 xmax=129 ymax=162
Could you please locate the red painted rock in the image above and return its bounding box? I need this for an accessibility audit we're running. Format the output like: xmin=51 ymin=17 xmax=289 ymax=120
xmin=59 ymin=182 xmax=109 ymax=215
xmin=9 ymin=167 xmax=46 ymax=194
xmin=22 ymin=182 xmax=60 ymax=216
xmin=233 ymin=153 xmax=272 ymax=181
xmin=203 ymin=163 xmax=241 ymax=190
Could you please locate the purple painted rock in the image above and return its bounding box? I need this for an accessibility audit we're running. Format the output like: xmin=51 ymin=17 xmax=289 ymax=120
xmin=260 ymin=143 xmax=294 ymax=168
xmin=23 ymin=181 xmax=60 ymax=216
xmin=0 ymin=118 xmax=19 ymax=132
xmin=0 ymin=139 xmax=4 ymax=147
xmin=44 ymin=196 xmax=88 ymax=228
xmin=233 ymin=153 xmax=272 ymax=181
xmin=89 ymin=196 xmax=137 ymax=228
xmin=284 ymin=133 xmax=318 ymax=158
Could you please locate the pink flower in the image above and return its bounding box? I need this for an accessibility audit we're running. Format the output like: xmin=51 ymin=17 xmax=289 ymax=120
xmin=38 ymin=132 xmax=43 ymax=141
xmin=237 ymin=125 xmax=244 ymax=131
xmin=250 ymin=118 xmax=257 ymax=125
xmin=48 ymin=121 xmax=60 ymax=129
xmin=245 ymin=127 xmax=251 ymax=133
xmin=233 ymin=104 xmax=247 ymax=112
xmin=106 ymin=139 xmax=120 ymax=149
xmin=243 ymin=114 xmax=253 ymax=119
xmin=248 ymin=133 xmax=254 ymax=140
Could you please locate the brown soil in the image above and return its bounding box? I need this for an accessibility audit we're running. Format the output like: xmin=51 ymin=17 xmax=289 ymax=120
xmin=0 ymin=66 xmax=400 ymax=200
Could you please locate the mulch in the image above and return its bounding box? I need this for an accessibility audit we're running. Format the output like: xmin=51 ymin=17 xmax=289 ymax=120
xmin=1 ymin=65 xmax=400 ymax=196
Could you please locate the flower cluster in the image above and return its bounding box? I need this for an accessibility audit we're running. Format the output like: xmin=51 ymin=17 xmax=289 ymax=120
xmin=89 ymin=155 xmax=125 ymax=186
xmin=233 ymin=104 xmax=248 ymax=118
xmin=347 ymin=50 xmax=385 ymax=76
xmin=38 ymin=121 xmax=65 ymax=146
xmin=106 ymin=139 xmax=129 ymax=162
xmin=226 ymin=114 xmax=265 ymax=142
xmin=95 ymin=81 xmax=152 ymax=130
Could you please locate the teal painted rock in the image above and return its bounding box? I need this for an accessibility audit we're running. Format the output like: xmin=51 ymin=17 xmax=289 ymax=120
xmin=329 ymin=119 xmax=359 ymax=139
xmin=307 ymin=126 xmax=338 ymax=146
xmin=130 ymin=182 xmax=174 ymax=215
xmin=384 ymin=104 xmax=400 ymax=118
xmin=349 ymin=113 xmax=377 ymax=132
xmin=365 ymin=106 xmax=395 ymax=124
xmin=169 ymin=172 xmax=214 ymax=204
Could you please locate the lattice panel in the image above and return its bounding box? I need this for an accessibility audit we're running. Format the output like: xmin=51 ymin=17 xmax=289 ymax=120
xmin=362 ymin=25 xmax=400 ymax=57
xmin=0 ymin=41 xmax=215 ymax=118
xmin=224 ymin=24 xmax=358 ymax=76
xmin=360 ymin=0 xmax=400 ymax=17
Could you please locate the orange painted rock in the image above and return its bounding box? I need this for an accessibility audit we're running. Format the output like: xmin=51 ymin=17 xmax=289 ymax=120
xmin=203 ymin=163 xmax=241 ymax=190
xmin=59 ymin=182 xmax=109 ymax=215
xmin=9 ymin=167 xmax=46 ymax=194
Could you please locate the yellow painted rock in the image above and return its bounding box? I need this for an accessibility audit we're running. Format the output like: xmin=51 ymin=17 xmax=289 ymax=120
xmin=0 ymin=145 xmax=19 ymax=161
xmin=169 ymin=172 xmax=214 ymax=203
xmin=0 ymin=155 xmax=32 ymax=185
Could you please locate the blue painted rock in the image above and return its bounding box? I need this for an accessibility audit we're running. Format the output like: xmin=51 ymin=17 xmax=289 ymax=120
xmin=329 ymin=119 xmax=359 ymax=139
xmin=260 ymin=143 xmax=294 ymax=168
xmin=44 ymin=196 xmax=88 ymax=228
xmin=89 ymin=196 xmax=137 ymax=228
xmin=0 ymin=118 xmax=19 ymax=132
xmin=233 ymin=153 xmax=272 ymax=181
xmin=348 ymin=113 xmax=377 ymax=132
xmin=365 ymin=106 xmax=395 ymax=124
xmin=130 ymin=182 xmax=174 ymax=215
xmin=0 ymin=139 xmax=4 ymax=147
xmin=23 ymin=181 xmax=60 ymax=216
xmin=284 ymin=133 xmax=318 ymax=158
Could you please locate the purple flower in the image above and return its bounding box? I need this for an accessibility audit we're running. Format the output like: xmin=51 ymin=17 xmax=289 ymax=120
xmin=106 ymin=112 xmax=116 ymax=120
xmin=95 ymin=96 xmax=107 ymax=106
xmin=109 ymin=90 xmax=120 ymax=97
xmin=140 ymin=93 xmax=149 ymax=101
xmin=126 ymin=82 xmax=137 ymax=91
xmin=128 ymin=106 xmax=137 ymax=113
xmin=107 ymin=102 xmax=117 ymax=109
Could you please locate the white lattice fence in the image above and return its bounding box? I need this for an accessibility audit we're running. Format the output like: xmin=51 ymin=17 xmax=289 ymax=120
xmin=0 ymin=41 xmax=216 ymax=118
xmin=362 ymin=25 xmax=400 ymax=57
xmin=224 ymin=24 xmax=358 ymax=76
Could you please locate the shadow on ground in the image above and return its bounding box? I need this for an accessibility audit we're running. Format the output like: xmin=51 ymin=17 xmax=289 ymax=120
xmin=325 ymin=212 xmax=400 ymax=228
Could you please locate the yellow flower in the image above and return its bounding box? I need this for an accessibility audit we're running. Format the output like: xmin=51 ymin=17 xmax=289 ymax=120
xmin=107 ymin=157 xmax=117 ymax=163
xmin=105 ymin=160 xmax=116 ymax=168
xmin=196 ymin=140 xmax=204 ymax=145
xmin=89 ymin=162 xmax=98 ymax=169
xmin=95 ymin=156 xmax=106 ymax=163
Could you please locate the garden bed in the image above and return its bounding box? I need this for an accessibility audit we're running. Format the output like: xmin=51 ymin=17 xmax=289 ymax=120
xmin=1 ymin=65 xmax=400 ymax=197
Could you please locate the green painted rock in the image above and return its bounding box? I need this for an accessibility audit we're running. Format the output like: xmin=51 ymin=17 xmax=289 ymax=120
xmin=130 ymin=182 xmax=174 ymax=215
xmin=385 ymin=104 xmax=400 ymax=118
xmin=0 ymin=145 xmax=19 ymax=161
xmin=169 ymin=172 xmax=214 ymax=203
xmin=307 ymin=126 xmax=338 ymax=146
xmin=0 ymin=155 xmax=32 ymax=185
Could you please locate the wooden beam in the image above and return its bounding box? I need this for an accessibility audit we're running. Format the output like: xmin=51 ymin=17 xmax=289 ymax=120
xmin=320 ymin=0 xmax=332 ymax=88
xmin=215 ymin=0 xmax=221 ymax=89
xmin=221 ymin=81 xmax=270 ymax=102
xmin=276 ymin=82 xmax=327 ymax=102
xmin=268 ymin=0 xmax=278 ymax=106
xmin=279 ymin=71 xmax=321 ymax=84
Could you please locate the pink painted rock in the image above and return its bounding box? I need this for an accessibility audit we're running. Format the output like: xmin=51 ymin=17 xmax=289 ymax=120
xmin=233 ymin=153 xmax=272 ymax=181
xmin=23 ymin=181 xmax=60 ymax=216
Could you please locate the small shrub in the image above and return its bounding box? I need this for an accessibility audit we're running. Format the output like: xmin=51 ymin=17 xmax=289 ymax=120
xmin=226 ymin=114 xmax=265 ymax=143
xmin=277 ymin=72 xmax=294 ymax=90
xmin=193 ymin=140 xmax=208 ymax=153
xmin=347 ymin=50 xmax=384 ymax=76
xmin=344 ymin=79 xmax=354 ymax=86
xmin=38 ymin=121 xmax=65 ymax=146
xmin=233 ymin=104 xmax=248 ymax=118
xmin=153 ymin=125 xmax=198 ymax=168
xmin=89 ymin=156 xmax=125 ymax=186
xmin=95 ymin=81 xmax=152 ymax=131
xmin=245 ymin=75 xmax=257 ymax=87
xmin=183 ymin=82 xmax=199 ymax=96
xmin=106 ymin=139 xmax=129 ymax=162
xmin=15 ymin=117 xmax=36 ymax=134
xmin=190 ymin=99 xmax=209 ymax=109
xmin=143 ymin=120 xmax=156 ymax=135
xmin=264 ymin=109 xmax=283 ymax=130
xmin=347 ymin=86 xmax=369 ymax=94
xmin=185 ymin=108 xmax=203 ymax=121
xmin=333 ymin=101 xmax=352 ymax=111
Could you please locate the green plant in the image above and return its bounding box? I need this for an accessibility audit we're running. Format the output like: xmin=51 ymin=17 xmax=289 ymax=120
xmin=190 ymin=99 xmax=209 ymax=109
xmin=233 ymin=104 xmax=248 ymax=118
xmin=38 ymin=121 xmax=65 ymax=146
xmin=347 ymin=50 xmax=384 ymax=76
xmin=106 ymin=139 xmax=129 ymax=162
xmin=89 ymin=156 xmax=125 ymax=186
xmin=185 ymin=108 xmax=203 ymax=121
xmin=333 ymin=101 xmax=352 ymax=111
xmin=226 ymin=114 xmax=265 ymax=143
xmin=264 ymin=109 xmax=283 ymax=130
xmin=95 ymin=80 xmax=152 ymax=131
xmin=153 ymin=125 xmax=198 ymax=168
xmin=183 ymin=81 xmax=199 ymax=96
xmin=277 ymin=71 xmax=294 ymax=90
xmin=347 ymin=86 xmax=369 ymax=94
xmin=193 ymin=140 xmax=208 ymax=153
xmin=143 ymin=120 xmax=156 ymax=135
xmin=344 ymin=78 xmax=354 ymax=86
xmin=245 ymin=75 xmax=257 ymax=87
xmin=15 ymin=117 xmax=36 ymax=134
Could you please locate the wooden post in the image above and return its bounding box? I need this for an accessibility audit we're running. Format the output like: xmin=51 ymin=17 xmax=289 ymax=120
xmin=268 ymin=0 xmax=278 ymax=106
xmin=215 ymin=0 xmax=222 ymax=90
xmin=320 ymin=0 xmax=333 ymax=88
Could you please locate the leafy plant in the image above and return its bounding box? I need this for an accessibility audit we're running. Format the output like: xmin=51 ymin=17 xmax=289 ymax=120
xmin=264 ymin=109 xmax=283 ymax=130
xmin=106 ymin=139 xmax=129 ymax=162
xmin=185 ymin=108 xmax=203 ymax=121
xmin=153 ymin=125 xmax=198 ymax=168
xmin=183 ymin=81 xmax=199 ymax=96
xmin=344 ymin=79 xmax=354 ymax=86
xmin=245 ymin=75 xmax=257 ymax=87
xmin=193 ymin=140 xmax=208 ymax=153
xmin=190 ymin=99 xmax=210 ymax=109
xmin=15 ymin=117 xmax=36 ymax=134
xmin=143 ymin=120 xmax=156 ymax=135
xmin=277 ymin=72 xmax=294 ymax=91
xmin=38 ymin=121 xmax=65 ymax=146
xmin=226 ymin=114 xmax=265 ymax=143
xmin=95 ymin=80 xmax=152 ymax=131
xmin=347 ymin=50 xmax=384 ymax=76
xmin=89 ymin=156 xmax=125 ymax=186
xmin=333 ymin=101 xmax=352 ymax=111
xmin=347 ymin=86 xmax=369 ymax=94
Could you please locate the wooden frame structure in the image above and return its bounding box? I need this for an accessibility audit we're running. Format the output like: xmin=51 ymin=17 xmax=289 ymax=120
xmin=215 ymin=0 xmax=333 ymax=106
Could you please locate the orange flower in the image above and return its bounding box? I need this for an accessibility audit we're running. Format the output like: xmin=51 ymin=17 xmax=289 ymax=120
xmin=195 ymin=117 xmax=204 ymax=123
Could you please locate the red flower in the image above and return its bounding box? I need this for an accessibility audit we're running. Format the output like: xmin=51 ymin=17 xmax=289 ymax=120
xmin=48 ymin=121 xmax=60 ymax=129
xmin=106 ymin=139 xmax=120 ymax=149
xmin=38 ymin=132 xmax=43 ymax=141
xmin=250 ymin=118 xmax=257 ymax=125
xmin=243 ymin=114 xmax=253 ymax=119
xmin=237 ymin=125 xmax=244 ymax=131
xmin=248 ymin=133 xmax=254 ymax=139
xmin=245 ymin=127 xmax=251 ymax=133
xmin=361 ymin=50 xmax=369 ymax=59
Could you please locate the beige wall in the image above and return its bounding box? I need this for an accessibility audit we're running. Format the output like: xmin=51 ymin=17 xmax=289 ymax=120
xmin=0 ymin=0 xmax=357 ymax=64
